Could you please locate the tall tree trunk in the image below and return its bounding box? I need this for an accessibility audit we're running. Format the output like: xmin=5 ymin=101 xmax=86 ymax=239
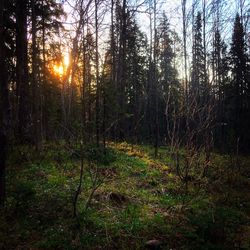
xmin=31 ymin=0 xmax=41 ymax=150
xmin=153 ymin=0 xmax=159 ymax=157
xmin=117 ymin=0 xmax=127 ymax=140
xmin=147 ymin=2 xmax=153 ymax=144
xmin=110 ymin=0 xmax=116 ymax=140
xmin=182 ymin=0 xmax=188 ymax=101
xmin=41 ymin=0 xmax=46 ymax=141
xmin=102 ymin=78 xmax=106 ymax=149
xmin=82 ymin=24 xmax=86 ymax=143
xmin=16 ymin=0 xmax=29 ymax=142
xmin=202 ymin=0 xmax=208 ymax=99
xmin=95 ymin=0 xmax=100 ymax=146
xmin=0 ymin=0 xmax=8 ymax=206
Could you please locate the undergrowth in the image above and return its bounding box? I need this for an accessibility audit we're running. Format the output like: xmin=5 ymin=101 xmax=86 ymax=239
xmin=0 ymin=141 xmax=249 ymax=249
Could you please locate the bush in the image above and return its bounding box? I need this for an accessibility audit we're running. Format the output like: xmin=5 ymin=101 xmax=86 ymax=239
xmin=84 ymin=145 xmax=117 ymax=165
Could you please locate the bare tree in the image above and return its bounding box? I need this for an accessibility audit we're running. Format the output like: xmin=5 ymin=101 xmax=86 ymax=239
xmin=171 ymin=96 xmax=215 ymax=192
xmin=181 ymin=0 xmax=188 ymax=101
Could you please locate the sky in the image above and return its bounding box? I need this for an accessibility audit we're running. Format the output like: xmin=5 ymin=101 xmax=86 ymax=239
xmin=61 ymin=0 xmax=249 ymax=44
xmin=59 ymin=0 xmax=249 ymax=74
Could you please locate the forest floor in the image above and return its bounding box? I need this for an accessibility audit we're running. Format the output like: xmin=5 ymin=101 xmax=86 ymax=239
xmin=0 ymin=142 xmax=250 ymax=249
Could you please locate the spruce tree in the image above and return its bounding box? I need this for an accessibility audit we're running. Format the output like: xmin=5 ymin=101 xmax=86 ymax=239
xmin=228 ymin=13 xmax=250 ymax=150
xmin=191 ymin=12 xmax=206 ymax=102
xmin=104 ymin=4 xmax=148 ymax=142
xmin=157 ymin=13 xmax=180 ymax=144
xmin=211 ymin=29 xmax=230 ymax=150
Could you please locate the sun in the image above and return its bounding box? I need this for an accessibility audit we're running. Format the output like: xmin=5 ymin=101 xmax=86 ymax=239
xmin=53 ymin=64 xmax=64 ymax=76
xmin=52 ymin=53 xmax=70 ymax=77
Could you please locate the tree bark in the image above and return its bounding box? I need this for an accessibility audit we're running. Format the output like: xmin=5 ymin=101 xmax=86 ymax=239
xmin=95 ymin=0 xmax=100 ymax=146
xmin=182 ymin=0 xmax=188 ymax=101
xmin=16 ymin=0 xmax=29 ymax=142
xmin=153 ymin=0 xmax=159 ymax=157
xmin=31 ymin=0 xmax=41 ymax=150
xmin=0 ymin=0 xmax=8 ymax=206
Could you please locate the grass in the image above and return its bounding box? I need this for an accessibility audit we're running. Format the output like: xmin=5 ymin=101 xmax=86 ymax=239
xmin=0 ymin=141 xmax=250 ymax=249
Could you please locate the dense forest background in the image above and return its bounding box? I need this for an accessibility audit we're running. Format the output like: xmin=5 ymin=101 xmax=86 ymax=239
xmin=0 ymin=0 xmax=249 ymax=152
xmin=0 ymin=0 xmax=250 ymax=249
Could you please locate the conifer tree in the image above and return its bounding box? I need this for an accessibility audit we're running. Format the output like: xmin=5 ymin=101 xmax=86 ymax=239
xmin=157 ymin=13 xmax=180 ymax=145
xmin=211 ymin=29 xmax=230 ymax=149
xmin=227 ymin=13 xmax=250 ymax=150
xmin=191 ymin=11 xmax=206 ymax=102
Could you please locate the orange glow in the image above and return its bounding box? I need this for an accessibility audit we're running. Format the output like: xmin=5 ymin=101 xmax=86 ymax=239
xmin=52 ymin=53 xmax=70 ymax=77
xmin=53 ymin=64 xmax=64 ymax=76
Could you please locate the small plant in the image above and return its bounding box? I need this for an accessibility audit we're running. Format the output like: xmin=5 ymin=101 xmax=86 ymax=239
xmin=84 ymin=145 xmax=117 ymax=166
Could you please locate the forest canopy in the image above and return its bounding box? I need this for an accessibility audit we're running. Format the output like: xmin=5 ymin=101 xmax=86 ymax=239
xmin=1 ymin=0 xmax=249 ymax=150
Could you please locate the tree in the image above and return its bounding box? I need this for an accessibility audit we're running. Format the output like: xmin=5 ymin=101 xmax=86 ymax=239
xmin=211 ymin=29 xmax=230 ymax=150
xmin=181 ymin=0 xmax=188 ymax=101
xmin=226 ymin=13 xmax=250 ymax=150
xmin=82 ymin=27 xmax=95 ymax=143
xmin=104 ymin=1 xmax=148 ymax=142
xmin=31 ymin=0 xmax=64 ymax=140
xmin=124 ymin=17 xmax=148 ymax=143
xmin=152 ymin=0 xmax=159 ymax=157
xmin=0 ymin=0 xmax=5 ymax=205
xmin=115 ymin=0 xmax=127 ymax=140
xmin=191 ymin=11 xmax=206 ymax=101
xmin=157 ymin=13 xmax=180 ymax=147
xmin=0 ymin=0 xmax=9 ymax=205
xmin=31 ymin=0 xmax=41 ymax=149
xmin=16 ymin=0 xmax=29 ymax=142
xmin=95 ymin=0 xmax=100 ymax=146
xmin=146 ymin=0 xmax=159 ymax=156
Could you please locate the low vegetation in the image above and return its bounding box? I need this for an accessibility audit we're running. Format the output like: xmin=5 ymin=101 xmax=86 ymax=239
xmin=1 ymin=142 xmax=249 ymax=249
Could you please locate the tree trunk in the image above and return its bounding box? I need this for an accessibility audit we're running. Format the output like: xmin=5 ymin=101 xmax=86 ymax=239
xmin=182 ymin=0 xmax=188 ymax=101
xmin=16 ymin=0 xmax=29 ymax=142
xmin=95 ymin=0 xmax=100 ymax=146
xmin=31 ymin=0 xmax=41 ymax=150
xmin=0 ymin=0 xmax=8 ymax=206
xmin=153 ymin=0 xmax=159 ymax=157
